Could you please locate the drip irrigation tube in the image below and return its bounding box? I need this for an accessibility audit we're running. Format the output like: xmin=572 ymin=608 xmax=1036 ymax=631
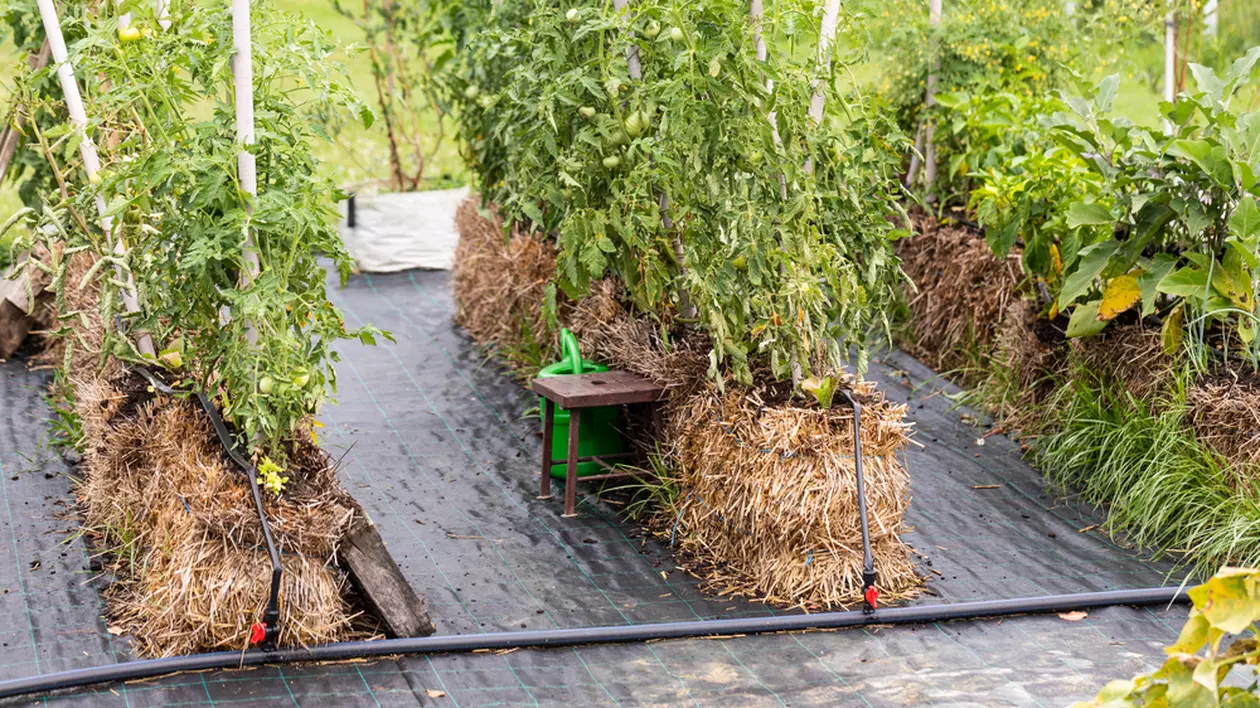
xmin=129 ymin=367 xmax=283 ymax=647
xmin=0 ymin=586 xmax=1188 ymax=700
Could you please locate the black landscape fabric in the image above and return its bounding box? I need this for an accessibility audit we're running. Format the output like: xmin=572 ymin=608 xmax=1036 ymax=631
xmin=0 ymin=269 xmax=1188 ymax=706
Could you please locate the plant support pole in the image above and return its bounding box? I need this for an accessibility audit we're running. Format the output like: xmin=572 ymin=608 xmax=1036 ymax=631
xmin=232 ymin=0 xmax=260 ymax=288
xmin=35 ymin=0 xmax=154 ymax=358
xmin=924 ymin=0 xmax=941 ymax=197
xmin=1164 ymin=0 xmax=1176 ymax=135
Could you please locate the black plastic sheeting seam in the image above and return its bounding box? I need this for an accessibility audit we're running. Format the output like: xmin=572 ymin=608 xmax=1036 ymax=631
xmin=0 ymin=586 xmax=1188 ymax=700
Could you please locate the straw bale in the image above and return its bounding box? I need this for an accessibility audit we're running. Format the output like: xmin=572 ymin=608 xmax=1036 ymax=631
xmin=1072 ymin=325 xmax=1174 ymax=403
xmin=1188 ymin=375 xmax=1260 ymax=487
xmin=73 ymin=371 xmax=370 ymax=655
xmin=568 ymin=279 xmax=709 ymax=396
xmin=897 ymin=211 xmax=1023 ymax=376
xmin=669 ymin=379 xmax=921 ymax=609
xmin=452 ymin=196 xmax=558 ymax=369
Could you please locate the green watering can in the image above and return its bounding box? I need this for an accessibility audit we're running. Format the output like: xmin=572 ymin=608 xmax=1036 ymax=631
xmin=537 ymin=329 xmax=625 ymax=478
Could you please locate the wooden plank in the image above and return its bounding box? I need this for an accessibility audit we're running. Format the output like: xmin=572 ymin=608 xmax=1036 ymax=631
xmin=531 ymin=370 xmax=665 ymax=408
xmin=0 ymin=263 xmax=47 ymax=360
xmin=342 ymin=519 xmax=436 ymax=638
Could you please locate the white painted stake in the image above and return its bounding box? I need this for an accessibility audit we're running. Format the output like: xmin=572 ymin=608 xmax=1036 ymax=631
xmin=612 ymin=0 xmax=642 ymax=80
xmin=750 ymin=0 xmax=785 ymax=198
xmin=35 ymin=0 xmax=154 ymax=357
xmin=232 ymin=0 xmax=260 ymax=287
xmin=924 ymin=0 xmax=941 ymax=196
xmin=803 ymin=0 xmax=841 ymax=177
xmin=808 ymin=0 xmax=841 ymax=127
xmin=1164 ymin=0 xmax=1176 ymax=135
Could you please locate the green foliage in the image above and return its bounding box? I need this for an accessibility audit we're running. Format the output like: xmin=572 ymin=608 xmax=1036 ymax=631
xmin=0 ymin=0 xmax=82 ymax=212
xmin=423 ymin=0 xmax=911 ymax=383
xmin=948 ymin=89 xmax=1108 ymax=270
xmin=330 ymin=0 xmax=449 ymax=191
xmin=11 ymin=0 xmax=386 ymax=459
xmin=1074 ymin=567 xmax=1260 ymax=707
xmin=867 ymin=0 xmax=1167 ymax=199
xmin=1016 ymin=57 xmax=1260 ymax=363
xmin=1036 ymin=359 xmax=1260 ymax=575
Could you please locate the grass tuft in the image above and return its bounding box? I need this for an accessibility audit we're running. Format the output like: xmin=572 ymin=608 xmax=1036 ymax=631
xmin=1036 ymin=361 xmax=1260 ymax=573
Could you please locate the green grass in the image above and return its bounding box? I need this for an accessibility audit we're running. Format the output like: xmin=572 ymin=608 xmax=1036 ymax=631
xmin=1036 ymin=361 xmax=1260 ymax=573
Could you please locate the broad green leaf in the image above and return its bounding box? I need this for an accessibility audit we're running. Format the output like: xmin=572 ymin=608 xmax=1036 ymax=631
xmin=1059 ymin=240 xmax=1121 ymax=308
xmin=1189 ymin=62 xmax=1227 ymax=104
xmin=1230 ymin=196 xmax=1260 ymax=242
xmin=1067 ymin=202 xmax=1114 ymax=228
xmin=1066 ymin=300 xmax=1108 ymax=338
xmin=1158 ymin=267 xmax=1210 ymax=298
xmin=1162 ymin=305 xmax=1185 ymax=354
xmin=1139 ymin=254 xmax=1177 ymax=316
xmin=1162 ymin=656 xmax=1216 ymax=708
xmin=1168 ymin=139 xmax=1234 ymax=187
xmin=1095 ymin=74 xmax=1120 ymax=114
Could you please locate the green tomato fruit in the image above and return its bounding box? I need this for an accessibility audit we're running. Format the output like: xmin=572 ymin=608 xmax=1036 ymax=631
xmin=579 ymin=106 xmax=597 ymax=119
xmin=118 ymin=26 xmax=143 ymax=43
xmin=292 ymin=372 xmax=311 ymax=388
xmin=602 ymin=155 xmax=621 ymax=169
xmin=464 ymin=84 xmax=480 ymax=99
xmin=259 ymin=376 xmax=275 ymax=395
xmin=643 ymin=20 xmax=660 ymax=39
xmin=566 ymin=8 xmax=580 ymax=23
xmin=625 ymin=112 xmax=644 ymax=138
xmin=668 ymin=27 xmax=684 ymax=42
xmin=731 ymin=255 xmax=748 ymax=270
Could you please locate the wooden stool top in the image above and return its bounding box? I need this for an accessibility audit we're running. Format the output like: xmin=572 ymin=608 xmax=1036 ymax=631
xmin=531 ymin=371 xmax=666 ymax=409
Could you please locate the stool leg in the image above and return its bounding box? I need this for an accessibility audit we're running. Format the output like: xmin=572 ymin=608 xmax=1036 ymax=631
xmin=539 ymin=399 xmax=554 ymax=500
xmin=562 ymin=408 xmax=581 ymax=518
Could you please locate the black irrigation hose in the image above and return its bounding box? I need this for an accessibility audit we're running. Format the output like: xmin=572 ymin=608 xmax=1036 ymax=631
xmin=0 ymin=586 xmax=1189 ymax=700
xmin=128 ymin=367 xmax=283 ymax=648
xmin=842 ymin=390 xmax=879 ymax=612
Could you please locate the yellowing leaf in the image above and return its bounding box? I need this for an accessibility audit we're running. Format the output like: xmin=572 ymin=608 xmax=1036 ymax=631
xmin=1098 ymin=274 xmax=1141 ymax=320
xmin=1050 ymin=243 xmax=1063 ymax=276
xmin=1162 ymin=305 xmax=1185 ymax=355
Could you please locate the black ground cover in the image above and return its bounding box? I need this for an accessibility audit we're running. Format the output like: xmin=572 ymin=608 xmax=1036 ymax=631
xmin=0 ymin=269 xmax=1189 ymax=706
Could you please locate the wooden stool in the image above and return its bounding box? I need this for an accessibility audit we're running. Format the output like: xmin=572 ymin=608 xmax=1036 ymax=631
xmin=530 ymin=371 xmax=666 ymax=517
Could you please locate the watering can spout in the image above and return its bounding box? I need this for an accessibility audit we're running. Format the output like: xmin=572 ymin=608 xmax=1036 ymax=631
xmin=560 ymin=328 xmax=582 ymax=375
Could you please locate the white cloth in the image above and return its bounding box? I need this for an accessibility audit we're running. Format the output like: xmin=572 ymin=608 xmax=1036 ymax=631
xmin=341 ymin=187 xmax=468 ymax=272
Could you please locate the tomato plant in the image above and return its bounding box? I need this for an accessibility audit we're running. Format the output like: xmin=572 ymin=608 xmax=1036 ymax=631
xmin=421 ymin=0 xmax=911 ymax=382
xmin=11 ymin=0 xmax=386 ymax=466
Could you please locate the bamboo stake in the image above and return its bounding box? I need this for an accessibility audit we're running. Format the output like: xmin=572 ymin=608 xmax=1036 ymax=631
xmin=35 ymin=0 xmax=154 ymax=357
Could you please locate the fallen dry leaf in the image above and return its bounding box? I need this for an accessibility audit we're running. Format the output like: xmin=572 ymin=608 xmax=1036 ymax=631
xmin=1058 ymin=611 xmax=1088 ymax=621
xmin=106 ymin=626 xmax=125 ymax=636
xmin=426 ymin=689 xmax=447 ymax=698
